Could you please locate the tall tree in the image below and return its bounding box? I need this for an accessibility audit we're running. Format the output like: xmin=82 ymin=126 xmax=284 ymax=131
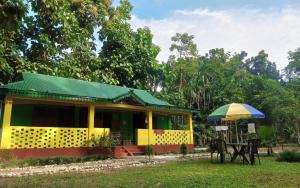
xmin=285 ymin=47 xmax=300 ymax=80
xmin=21 ymin=0 xmax=112 ymax=80
xmin=170 ymin=33 xmax=198 ymax=58
xmin=168 ymin=33 xmax=198 ymax=94
xmin=0 ymin=0 xmax=27 ymax=84
xmin=244 ymin=50 xmax=280 ymax=80
xmin=99 ymin=0 xmax=160 ymax=89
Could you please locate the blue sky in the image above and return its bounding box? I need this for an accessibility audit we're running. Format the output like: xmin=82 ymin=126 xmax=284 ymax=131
xmin=126 ymin=0 xmax=300 ymax=70
xmin=129 ymin=0 xmax=300 ymax=19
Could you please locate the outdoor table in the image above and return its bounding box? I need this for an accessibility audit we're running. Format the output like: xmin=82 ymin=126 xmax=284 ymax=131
xmin=227 ymin=143 xmax=249 ymax=164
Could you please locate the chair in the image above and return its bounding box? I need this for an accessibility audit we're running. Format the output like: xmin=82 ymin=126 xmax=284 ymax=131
xmin=247 ymin=139 xmax=261 ymax=165
xmin=210 ymin=139 xmax=231 ymax=163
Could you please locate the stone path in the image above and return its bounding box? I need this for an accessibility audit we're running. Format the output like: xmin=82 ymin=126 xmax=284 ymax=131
xmin=0 ymin=153 xmax=210 ymax=178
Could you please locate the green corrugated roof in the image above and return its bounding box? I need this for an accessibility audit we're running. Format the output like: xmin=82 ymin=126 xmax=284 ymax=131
xmin=0 ymin=72 xmax=174 ymax=108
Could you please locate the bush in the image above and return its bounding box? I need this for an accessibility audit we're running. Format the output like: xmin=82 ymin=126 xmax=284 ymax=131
xmin=276 ymin=150 xmax=300 ymax=163
xmin=89 ymin=134 xmax=116 ymax=148
xmin=180 ymin=143 xmax=188 ymax=157
xmin=89 ymin=133 xmax=116 ymax=157
xmin=257 ymin=126 xmax=274 ymax=141
xmin=246 ymin=133 xmax=258 ymax=140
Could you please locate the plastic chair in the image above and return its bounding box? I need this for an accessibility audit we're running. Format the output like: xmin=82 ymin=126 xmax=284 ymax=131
xmin=210 ymin=138 xmax=231 ymax=163
xmin=247 ymin=139 xmax=261 ymax=165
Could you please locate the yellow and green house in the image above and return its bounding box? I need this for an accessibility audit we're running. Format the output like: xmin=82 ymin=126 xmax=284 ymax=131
xmin=0 ymin=72 xmax=194 ymax=158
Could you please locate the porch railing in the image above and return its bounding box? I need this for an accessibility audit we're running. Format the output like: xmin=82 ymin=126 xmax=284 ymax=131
xmin=9 ymin=126 xmax=109 ymax=149
xmin=137 ymin=129 xmax=192 ymax=146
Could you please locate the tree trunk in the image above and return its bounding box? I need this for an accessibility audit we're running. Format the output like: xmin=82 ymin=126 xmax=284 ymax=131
xmin=179 ymin=68 xmax=183 ymax=93
xmin=297 ymin=127 xmax=300 ymax=146
xmin=294 ymin=122 xmax=300 ymax=145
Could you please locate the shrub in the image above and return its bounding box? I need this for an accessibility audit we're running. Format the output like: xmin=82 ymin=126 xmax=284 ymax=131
xmin=246 ymin=133 xmax=258 ymax=140
xmin=98 ymin=134 xmax=116 ymax=149
xmin=257 ymin=126 xmax=274 ymax=141
xmin=276 ymin=150 xmax=300 ymax=163
xmin=89 ymin=133 xmax=116 ymax=157
xmin=89 ymin=134 xmax=110 ymax=147
xmin=180 ymin=143 xmax=188 ymax=157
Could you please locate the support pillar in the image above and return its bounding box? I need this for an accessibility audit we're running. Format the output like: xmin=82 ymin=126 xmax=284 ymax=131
xmin=1 ymin=96 xmax=13 ymax=148
xmin=188 ymin=113 xmax=193 ymax=144
xmin=88 ymin=104 xmax=95 ymax=146
xmin=147 ymin=110 xmax=153 ymax=145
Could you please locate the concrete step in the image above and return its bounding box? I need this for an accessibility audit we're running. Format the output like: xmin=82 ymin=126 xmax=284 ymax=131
xmin=114 ymin=146 xmax=145 ymax=157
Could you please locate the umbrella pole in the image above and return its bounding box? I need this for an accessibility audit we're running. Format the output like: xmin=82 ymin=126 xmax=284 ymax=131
xmin=229 ymin=122 xmax=232 ymax=143
xmin=226 ymin=121 xmax=229 ymax=143
xmin=235 ymin=120 xmax=239 ymax=144
xmin=241 ymin=127 xmax=243 ymax=143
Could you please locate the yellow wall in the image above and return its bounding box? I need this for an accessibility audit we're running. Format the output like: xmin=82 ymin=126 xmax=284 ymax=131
xmin=138 ymin=112 xmax=194 ymax=146
xmin=7 ymin=126 xmax=110 ymax=149
xmin=137 ymin=129 xmax=192 ymax=145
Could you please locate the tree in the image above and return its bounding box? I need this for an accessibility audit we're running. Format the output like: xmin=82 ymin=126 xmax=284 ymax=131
xmin=99 ymin=0 xmax=160 ymax=89
xmin=21 ymin=0 xmax=112 ymax=81
xmin=170 ymin=33 xmax=198 ymax=58
xmin=248 ymin=77 xmax=300 ymax=143
xmin=0 ymin=0 xmax=27 ymax=85
xmin=167 ymin=33 xmax=199 ymax=95
xmin=244 ymin=50 xmax=280 ymax=80
xmin=285 ymin=48 xmax=300 ymax=80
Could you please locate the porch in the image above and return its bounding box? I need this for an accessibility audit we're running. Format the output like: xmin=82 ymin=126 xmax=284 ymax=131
xmin=0 ymin=96 xmax=193 ymax=152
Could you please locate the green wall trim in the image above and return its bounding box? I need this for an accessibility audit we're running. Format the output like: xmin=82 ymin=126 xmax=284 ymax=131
xmin=74 ymin=107 xmax=80 ymax=128
xmin=11 ymin=104 xmax=33 ymax=126
xmin=0 ymin=101 xmax=3 ymax=128
xmin=154 ymin=114 xmax=172 ymax=130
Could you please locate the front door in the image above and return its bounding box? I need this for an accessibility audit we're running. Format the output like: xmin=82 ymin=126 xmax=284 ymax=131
xmin=119 ymin=111 xmax=133 ymax=145
xmin=109 ymin=111 xmax=134 ymax=145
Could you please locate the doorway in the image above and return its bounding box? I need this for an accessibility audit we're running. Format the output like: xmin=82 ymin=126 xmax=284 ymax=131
xmin=94 ymin=109 xmax=146 ymax=145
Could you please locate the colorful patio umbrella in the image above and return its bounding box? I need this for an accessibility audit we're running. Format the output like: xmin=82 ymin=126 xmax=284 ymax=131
xmin=208 ymin=103 xmax=265 ymax=121
xmin=208 ymin=103 xmax=265 ymax=144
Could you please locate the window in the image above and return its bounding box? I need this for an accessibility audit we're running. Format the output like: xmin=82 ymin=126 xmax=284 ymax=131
xmin=11 ymin=101 xmax=88 ymax=128
xmin=94 ymin=110 xmax=113 ymax=128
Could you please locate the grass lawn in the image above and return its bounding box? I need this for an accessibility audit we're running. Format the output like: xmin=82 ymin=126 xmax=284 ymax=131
xmin=0 ymin=157 xmax=299 ymax=188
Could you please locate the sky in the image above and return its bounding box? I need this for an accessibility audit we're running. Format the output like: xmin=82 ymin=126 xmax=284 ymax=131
xmin=125 ymin=0 xmax=300 ymax=70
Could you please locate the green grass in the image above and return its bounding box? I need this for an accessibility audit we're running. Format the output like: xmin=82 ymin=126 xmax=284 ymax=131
xmin=0 ymin=157 xmax=300 ymax=188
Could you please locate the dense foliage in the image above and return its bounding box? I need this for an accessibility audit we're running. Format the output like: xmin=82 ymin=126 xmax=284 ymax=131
xmin=277 ymin=150 xmax=300 ymax=163
xmin=0 ymin=0 xmax=300 ymax=143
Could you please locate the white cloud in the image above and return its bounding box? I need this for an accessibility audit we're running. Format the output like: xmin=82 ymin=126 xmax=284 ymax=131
xmin=130 ymin=8 xmax=300 ymax=70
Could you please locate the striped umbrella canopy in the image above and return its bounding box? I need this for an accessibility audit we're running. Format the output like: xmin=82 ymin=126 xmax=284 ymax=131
xmin=208 ymin=103 xmax=265 ymax=121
